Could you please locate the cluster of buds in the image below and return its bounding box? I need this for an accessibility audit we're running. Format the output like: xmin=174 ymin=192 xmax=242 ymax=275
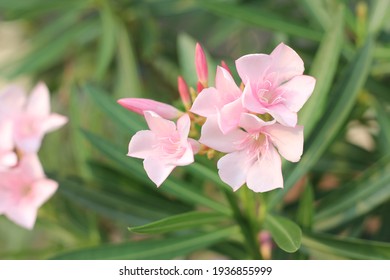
xmin=0 ymin=83 xmax=67 ymax=229
xmin=118 ymin=43 xmax=315 ymax=192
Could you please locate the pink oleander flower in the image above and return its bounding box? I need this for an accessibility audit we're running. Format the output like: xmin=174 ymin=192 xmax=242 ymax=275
xmin=236 ymin=43 xmax=316 ymax=127
xmin=191 ymin=66 xmax=247 ymax=134
xmin=0 ymin=120 xmax=17 ymax=170
xmin=199 ymin=113 xmax=303 ymax=192
xmin=118 ymin=98 xmax=182 ymax=120
xmin=195 ymin=43 xmax=208 ymax=87
xmin=0 ymin=154 xmax=58 ymax=229
xmin=0 ymin=82 xmax=68 ymax=154
xmin=127 ymin=111 xmax=199 ymax=187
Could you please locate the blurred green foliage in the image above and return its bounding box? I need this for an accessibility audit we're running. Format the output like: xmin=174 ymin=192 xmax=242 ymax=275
xmin=0 ymin=0 xmax=389 ymax=260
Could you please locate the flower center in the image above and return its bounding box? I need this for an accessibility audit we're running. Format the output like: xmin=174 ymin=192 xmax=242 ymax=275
xmin=156 ymin=133 xmax=185 ymax=161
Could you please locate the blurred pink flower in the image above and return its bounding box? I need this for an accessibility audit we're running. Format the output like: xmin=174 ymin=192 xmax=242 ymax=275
xmin=127 ymin=111 xmax=199 ymax=187
xmin=236 ymin=43 xmax=316 ymax=127
xmin=191 ymin=66 xmax=247 ymax=134
xmin=0 ymin=120 xmax=17 ymax=170
xmin=118 ymin=98 xmax=182 ymax=120
xmin=0 ymin=154 xmax=58 ymax=230
xmin=0 ymin=82 xmax=68 ymax=154
xmin=199 ymin=114 xmax=303 ymax=192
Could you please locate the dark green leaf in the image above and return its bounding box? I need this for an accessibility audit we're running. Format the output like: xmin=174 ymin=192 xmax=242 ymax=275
xmin=51 ymin=226 xmax=239 ymax=259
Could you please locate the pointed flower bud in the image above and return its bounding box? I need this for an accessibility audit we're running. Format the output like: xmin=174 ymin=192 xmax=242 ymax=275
xmin=195 ymin=43 xmax=208 ymax=87
xmin=177 ymin=76 xmax=191 ymax=109
xmin=118 ymin=98 xmax=181 ymax=120
xmin=220 ymin=60 xmax=232 ymax=75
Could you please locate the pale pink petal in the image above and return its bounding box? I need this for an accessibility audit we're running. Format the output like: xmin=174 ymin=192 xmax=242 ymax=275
xmin=265 ymin=124 xmax=304 ymax=162
xmin=246 ymin=145 xmax=283 ymax=192
xmin=117 ymin=98 xmax=181 ymax=120
xmin=177 ymin=114 xmax=191 ymax=142
xmin=218 ymin=98 xmax=246 ymax=134
xmin=20 ymin=154 xmax=45 ymax=179
xmin=26 ymin=82 xmax=50 ymax=116
xmin=175 ymin=144 xmax=194 ymax=166
xmin=41 ymin=113 xmax=68 ymax=133
xmin=30 ymin=179 xmax=58 ymax=207
xmin=0 ymin=120 xmax=14 ymax=150
xmin=215 ymin=66 xmax=242 ymax=103
xmin=190 ymin=87 xmax=221 ymax=117
xmin=269 ymin=43 xmax=304 ymax=84
xmin=128 ymin=130 xmax=157 ymax=159
xmin=236 ymin=54 xmax=272 ymax=85
xmin=144 ymin=111 xmax=176 ymax=137
xmin=199 ymin=117 xmax=246 ymax=153
xmin=188 ymin=139 xmax=200 ymax=154
xmin=14 ymin=135 xmax=43 ymax=154
xmin=143 ymin=156 xmax=175 ymax=187
xmin=0 ymin=152 xmax=17 ymax=168
xmin=5 ymin=204 xmax=37 ymax=230
xmin=239 ymin=113 xmax=275 ymax=134
xmin=217 ymin=151 xmax=254 ymax=191
xmin=279 ymin=75 xmax=316 ymax=112
xmin=267 ymin=103 xmax=297 ymax=127
xmin=0 ymin=85 xmax=26 ymax=117
xmin=242 ymin=83 xmax=268 ymax=114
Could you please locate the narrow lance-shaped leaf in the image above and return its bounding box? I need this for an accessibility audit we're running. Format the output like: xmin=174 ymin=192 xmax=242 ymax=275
xmin=296 ymin=183 xmax=314 ymax=230
xmin=301 ymin=232 xmax=390 ymax=260
xmin=314 ymin=155 xmax=390 ymax=231
xmin=269 ymin=37 xmax=375 ymax=209
xmin=299 ymin=4 xmax=344 ymax=138
xmin=129 ymin=211 xmax=230 ymax=234
xmin=264 ymin=214 xmax=302 ymax=253
xmin=51 ymin=226 xmax=239 ymax=260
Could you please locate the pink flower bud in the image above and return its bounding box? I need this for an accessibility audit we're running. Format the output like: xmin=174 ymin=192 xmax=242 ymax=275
xmin=195 ymin=43 xmax=208 ymax=87
xmin=177 ymin=76 xmax=191 ymax=108
xmin=220 ymin=60 xmax=232 ymax=75
xmin=197 ymin=81 xmax=204 ymax=94
xmin=117 ymin=98 xmax=181 ymax=120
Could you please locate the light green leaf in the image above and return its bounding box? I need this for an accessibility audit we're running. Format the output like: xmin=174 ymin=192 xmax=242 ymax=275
xmin=297 ymin=0 xmax=331 ymax=30
xmin=94 ymin=2 xmax=117 ymax=79
xmin=299 ymin=4 xmax=344 ymax=138
xmin=264 ymin=214 xmax=302 ymax=253
xmin=51 ymin=226 xmax=239 ymax=259
xmin=269 ymin=37 xmax=374 ymax=209
xmin=301 ymin=232 xmax=390 ymax=260
xmin=296 ymin=184 xmax=314 ymax=230
xmin=314 ymin=155 xmax=390 ymax=231
xmin=198 ymin=1 xmax=322 ymax=41
xmin=368 ymin=0 xmax=390 ymax=35
xmin=129 ymin=211 xmax=230 ymax=234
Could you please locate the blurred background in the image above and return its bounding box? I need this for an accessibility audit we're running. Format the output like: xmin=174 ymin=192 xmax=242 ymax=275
xmin=0 ymin=0 xmax=389 ymax=260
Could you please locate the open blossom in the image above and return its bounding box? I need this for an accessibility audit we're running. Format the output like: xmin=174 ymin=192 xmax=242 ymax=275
xmin=0 ymin=154 xmax=58 ymax=229
xmin=0 ymin=120 xmax=17 ymax=170
xmin=199 ymin=113 xmax=303 ymax=192
xmin=191 ymin=66 xmax=247 ymax=134
xmin=0 ymin=82 xmax=68 ymax=154
xmin=128 ymin=111 xmax=199 ymax=187
xmin=236 ymin=43 xmax=316 ymax=127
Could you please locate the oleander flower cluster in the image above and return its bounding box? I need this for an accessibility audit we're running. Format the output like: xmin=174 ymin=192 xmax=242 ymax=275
xmin=0 ymin=82 xmax=67 ymax=229
xmin=118 ymin=43 xmax=315 ymax=192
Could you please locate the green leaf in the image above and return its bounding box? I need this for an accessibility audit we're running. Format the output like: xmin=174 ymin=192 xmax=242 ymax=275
xmin=198 ymin=1 xmax=323 ymax=41
xmin=82 ymin=130 xmax=231 ymax=215
xmin=368 ymin=0 xmax=390 ymax=35
xmin=51 ymin=226 xmax=239 ymax=259
xmin=296 ymin=184 xmax=314 ymax=230
xmin=264 ymin=214 xmax=302 ymax=253
xmin=83 ymin=84 xmax=145 ymax=133
xmin=115 ymin=23 xmax=142 ymax=99
xmin=314 ymin=155 xmax=390 ymax=231
xmin=301 ymin=232 xmax=390 ymax=260
xmin=129 ymin=211 xmax=230 ymax=234
xmin=298 ymin=4 xmax=344 ymax=138
xmin=269 ymin=37 xmax=374 ymax=209
xmin=94 ymin=2 xmax=117 ymax=79
xmin=297 ymin=0 xmax=331 ymax=30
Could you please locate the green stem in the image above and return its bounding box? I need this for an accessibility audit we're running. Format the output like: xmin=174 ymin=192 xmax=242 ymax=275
xmin=223 ymin=189 xmax=262 ymax=260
